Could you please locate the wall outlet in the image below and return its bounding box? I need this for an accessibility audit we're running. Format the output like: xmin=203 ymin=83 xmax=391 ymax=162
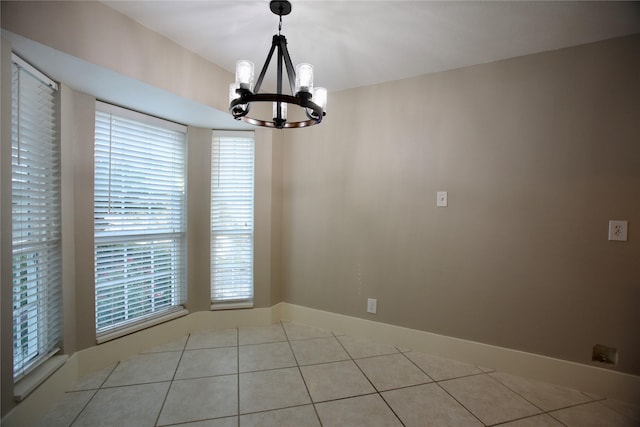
xmin=592 ymin=344 xmax=618 ymax=365
xmin=608 ymin=220 xmax=628 ymax=241
xmin=367 ymin=298 xmax=377 ymax=314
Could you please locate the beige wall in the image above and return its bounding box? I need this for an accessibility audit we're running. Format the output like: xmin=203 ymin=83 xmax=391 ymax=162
xmin=282 ymin=34 xmax=640 ymax=375
xmin=1 ymin=1 xmax=231 ymax=112
xmin=270 ymin=131 xmax=285 ymax=304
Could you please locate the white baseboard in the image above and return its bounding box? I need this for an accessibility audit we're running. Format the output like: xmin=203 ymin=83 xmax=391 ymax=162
xmin=2 ymin=354 xmax=78 ymax=427
xmin=278 ymin=303 xmax=640 ymax=405
xmin=77 ymin=305 xmax=279 ymax=376
xmin=1 ymin=306 xmax=279 ymax=427
xmin=3 ymin=302 xmax=638 ymax=426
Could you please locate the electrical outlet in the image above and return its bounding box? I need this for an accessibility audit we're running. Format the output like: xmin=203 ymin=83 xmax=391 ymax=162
xmin=608 ymin=220 xmax=628 ymax=241
xmin=592 ymin=344 xmax=618 ymax=365
xmin=367 ymin=298 xmax=377 ymax=314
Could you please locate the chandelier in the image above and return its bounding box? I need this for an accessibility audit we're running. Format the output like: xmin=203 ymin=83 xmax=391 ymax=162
xmin=229 ymin=0 xmax=327 ymax=129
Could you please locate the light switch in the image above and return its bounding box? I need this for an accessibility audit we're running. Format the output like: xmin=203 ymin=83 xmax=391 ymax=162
xmin=437 ymin=191 xmax=448 ymax=207
xmin=367 ymin=298 xmax=377 ymax=314
xmin=608 ymin=220 xmax=628 ymax=241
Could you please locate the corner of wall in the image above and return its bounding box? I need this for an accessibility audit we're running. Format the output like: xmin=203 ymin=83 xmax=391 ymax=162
xmin=1 ymin=34 xmax=15 ymax=419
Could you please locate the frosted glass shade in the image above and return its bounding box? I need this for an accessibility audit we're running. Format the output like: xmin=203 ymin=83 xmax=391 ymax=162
xmin=235 ymin=60 xmax=254 ymax=89
xmin=295 ymin=63 xmax=313 ymax=93
xmin=229 ymin=83 xmax=240 ymax=103
xmin=312 ymin=87 xmax=327 ymax=112
xmin=273 ymin=102 xmax=287 ymax=120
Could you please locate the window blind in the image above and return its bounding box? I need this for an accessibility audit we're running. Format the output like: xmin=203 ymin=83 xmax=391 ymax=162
xmin=11 ymin=55 xmax=62 ymax=381
xmin=94 ymin=102 xmax=186 ymax=335
xmin=211 ymin=131 xmax=255 ymax=304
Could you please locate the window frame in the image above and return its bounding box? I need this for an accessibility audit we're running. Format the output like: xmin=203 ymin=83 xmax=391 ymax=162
xmin=10 ymin=53 xmax=63 ymax=382
xmin=210 ymin=130 xmax=255 ymax=309
xmin=93 ymin=101 xmax=188 ymax=342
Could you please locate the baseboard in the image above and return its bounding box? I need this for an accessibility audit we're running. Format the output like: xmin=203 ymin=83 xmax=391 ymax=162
xmin=77 ymin=305 xmax=280 ymax=376
xmin=2 ymin=305 xmax=280 ymax=427
xmin=3 ymin=302 xmax=638 ymax=426
xmin=1 ymin=354 xmax=78 ymax=427
xmin=279 ymin=302 xmax=640 ymax=404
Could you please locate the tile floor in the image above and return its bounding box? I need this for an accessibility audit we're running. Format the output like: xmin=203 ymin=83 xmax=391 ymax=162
xmin=38 ymin=321 xmax=640 ymax=427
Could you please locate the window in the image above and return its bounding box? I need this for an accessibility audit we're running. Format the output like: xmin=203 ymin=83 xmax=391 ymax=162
xmin=211 ymin=131 xmax=255 ymax=306
xmin=11 ymin=55 xmax=62 ymax=381
xmin=94 ymin=102 xmax=186 ymax=337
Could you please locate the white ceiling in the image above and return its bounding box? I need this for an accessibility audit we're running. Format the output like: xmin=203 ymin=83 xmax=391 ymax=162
xmin=102 ymin=1 xmax=640 ymax=92
xmin=7 ymin=1 xmax=639 ymax=129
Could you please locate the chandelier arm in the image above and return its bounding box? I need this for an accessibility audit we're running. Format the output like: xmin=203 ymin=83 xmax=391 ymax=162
xmin=270 ymin=35 xmax=296 ymax=95
xmin=305 ymin=107 xmax=320 ymax=121
xmin=276 ymin=39 xmax=283 ymax=96
xmin=254 ymin=38 xmax=278 ymax=94
xmin=302 ymin=98 xmax=324 ymax=121
xmin=278 ymin=37 xmax=297 ymax=95
xmin=230 ymin=97 xmax=250 ymax=119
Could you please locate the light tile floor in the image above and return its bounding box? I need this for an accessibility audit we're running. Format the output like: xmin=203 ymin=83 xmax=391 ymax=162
xmin=38 ymin=321 xmax=640 ymax=427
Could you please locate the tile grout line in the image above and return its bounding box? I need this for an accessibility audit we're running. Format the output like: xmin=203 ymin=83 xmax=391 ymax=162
xmin=485 ymin=372 xmax=612 ymax=425
xmin=432 ymin=371 xmax=606 ymax=426
xmin=98 ymin=362 xmax=120 ymax=389
xmin=310 ymin=391 xmax=379 ymax=405
xmin=52 ymin=323 xmax=634 ymax=427
xmin=546 ymin=411 xmax=571 ymax=427
xmin=97 ymin=379 xmax=181 ymax=389
xmin=153 ymin=333 xmax=190 ymax=427
xmin=397 ymin=351 xmax=619 ymax=426
xmin=66 ymin=390 xmax=98 ymax=427
xmin=199 ymin=326 xmax=617 ymax=427
xmin=352 ymin=351 xmax=409 ymax=362
xmin=333 ymin=332 xmax=407 ymax=427
xmin=239 ymin=402 xmax=323 ymax=418
xmin=485 ymin=372 xmax=546 ymax=414
xmin=282 ymin=321 xmax=324 ymax=427
xmin=488 ymin=412 xmax=569 ymax=427
xmin=68 ymin=362 xmax=120 ymax=426
xmin=397 ymin=351 xmax=487 ymax=426
xmin=543 ymin=399 xmax=623 ymax=427
xmin=433 ymin=380 xmax=488 ymax=426
xmin=397 ymin=350 xmax=493 ymax=383
xmin=593 ymin=398 xmax=640 ymax=423
xmin=376 ymin=393 xmax=408 ymax=427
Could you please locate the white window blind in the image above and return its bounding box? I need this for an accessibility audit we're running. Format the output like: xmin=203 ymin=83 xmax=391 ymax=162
xmin=211 ymin=131 xmax=255 ymax=304
xmin=94 ymin=102 xmax=186 ymax=336
xmin=11 ymin=55 xmax=62 ymax=381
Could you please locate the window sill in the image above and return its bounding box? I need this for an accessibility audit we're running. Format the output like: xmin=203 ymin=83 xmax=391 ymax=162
xmin=96 ymin=308 xmax=189 ymax=344
xmin=14 ymin=354 xmax=68 ymax=402
xmin=211 ymin=301 xmax=254 ymax=310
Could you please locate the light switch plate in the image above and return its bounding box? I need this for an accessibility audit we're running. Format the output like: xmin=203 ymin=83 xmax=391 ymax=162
xmin=437 ymin=191 xmax=448 ymax=207
xmin=608 ymin=220 xmax=628 ymax=241
xmin=367 ymin=298 xmax=377 ymax=314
